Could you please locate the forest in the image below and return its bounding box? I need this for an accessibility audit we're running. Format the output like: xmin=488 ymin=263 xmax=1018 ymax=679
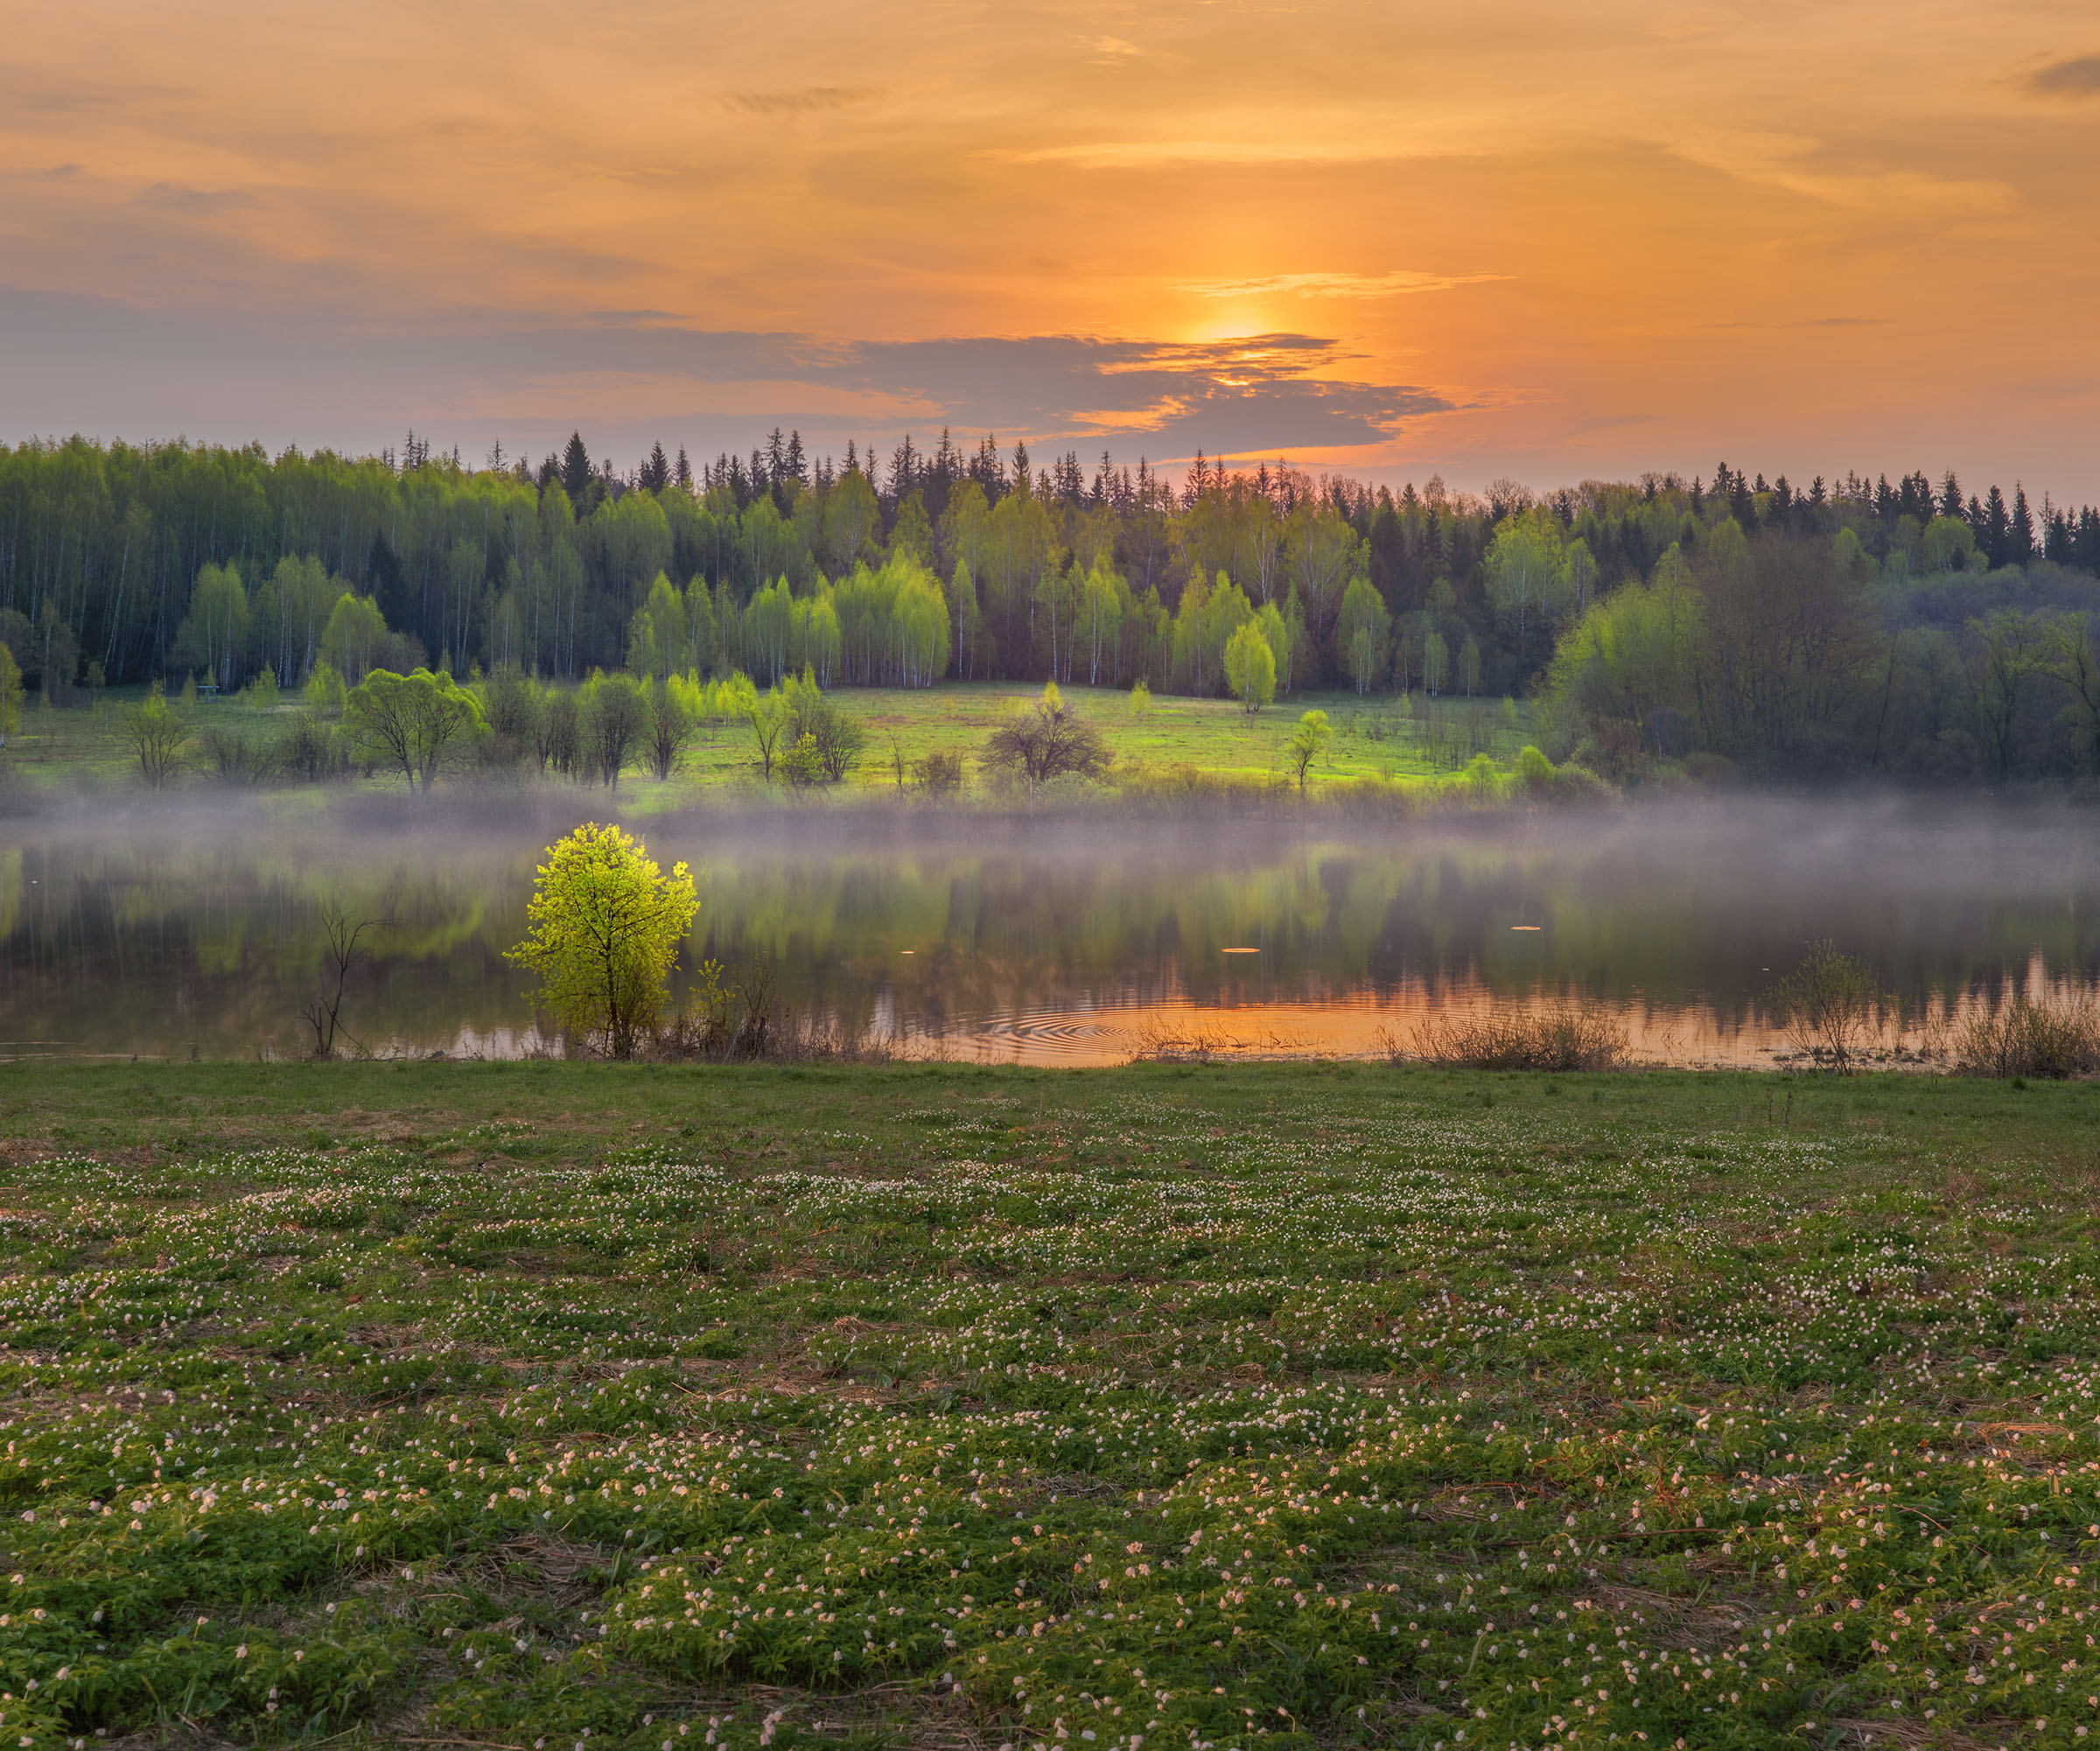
xmin=4 ymin=427 xmax=2100 ymax=783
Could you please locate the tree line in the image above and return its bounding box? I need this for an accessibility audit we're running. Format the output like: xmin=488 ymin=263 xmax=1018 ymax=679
xmin=4 ymin=430 xmax=2098 ymax=778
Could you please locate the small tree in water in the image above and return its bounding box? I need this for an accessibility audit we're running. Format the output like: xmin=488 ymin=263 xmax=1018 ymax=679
xmin=1768 ymin=939 xmax=1884 ymax=1071
xmin=506 ymin=823 xmax=699 ymax=1058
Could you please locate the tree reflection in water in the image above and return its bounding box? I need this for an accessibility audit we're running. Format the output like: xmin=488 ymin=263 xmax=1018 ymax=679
xmin=2 ymin=795 xmax=2096 ymax=1064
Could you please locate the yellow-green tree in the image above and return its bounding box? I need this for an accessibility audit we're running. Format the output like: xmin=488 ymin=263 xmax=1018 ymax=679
xmin=343 ymin=668 xmax=487 ymax=791
xmin=319 ymin=592 xmax=389 ymax=684
xmin=1483 ymin=508 xmax=1572 ymax=641
xmin=0 ymin=644 xmax=21 ymax=749
xmin=626 ymin=573 xmax=690 ymax=680
xmin=1336 ymin=575 xmax=1391 ymax=696
xmin=507 ymin=823 xmax=698 ymax=1058
xmin=1286 ymin=708 xmax=1332 ymax=795
xmin=1223 ymin=620 xmax=1276 ymax=714
xmin=121 ymin=689 xmax=190 ymax=787
xmin=178 ymin=562 xmax=252 ymax=692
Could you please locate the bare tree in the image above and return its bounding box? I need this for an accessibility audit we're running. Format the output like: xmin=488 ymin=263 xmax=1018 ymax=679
xmin=304 ymin=903 xmax=380 ymax=1058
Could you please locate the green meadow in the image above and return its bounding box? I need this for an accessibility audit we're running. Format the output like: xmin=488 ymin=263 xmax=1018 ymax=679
xmin=0 ymin=1062 xmax=2096 ymax=1749
xmin=0 ymin=682 xmax=1540 ymax=803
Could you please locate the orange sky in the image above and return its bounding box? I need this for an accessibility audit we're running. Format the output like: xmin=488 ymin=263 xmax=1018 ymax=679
xmin=4 ymin=1 xmax=2097 ymax=496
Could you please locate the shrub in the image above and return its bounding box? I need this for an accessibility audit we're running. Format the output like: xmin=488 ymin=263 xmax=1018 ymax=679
xmin=1115 ymin=763 xmax=1291 ymax=816
xmin=780 ymin=732 xmax=828 ymax=787
xmin=654 ymin=960 xmax=893 ymax=1064
xmin=783 ymin=669 xmax=865 ymax=781
xmin=193 ymin=720 xmax=279 ymax=785
xmin=277 ymin=711 xmax=351 ymax=781
xmin=1768 ymin=940 xmax=1885 ymax=1071
xmin=1571 ymin=719 xmax=1647 ymax=786
xmin=1956 ymin=991 xmax=2100 ymax=1080
xmin=984 ymin=681 xmax=1110 ymax=795
xmin=1393 ymin=1002 xmax=1628 ymax=1071
xmin=914 ymin=749 xmax=964 ymax=795
xmin=1513 ymin=744 xmax=1613 ymax=803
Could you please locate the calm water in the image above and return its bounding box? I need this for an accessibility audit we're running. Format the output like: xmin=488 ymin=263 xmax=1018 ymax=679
xmin=3 ymin=795 xmax=2097 ymax=1065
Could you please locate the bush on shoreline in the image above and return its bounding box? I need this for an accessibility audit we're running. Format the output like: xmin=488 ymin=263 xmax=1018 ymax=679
xmin=1388 ymin=1001 xmax=1630 ymax=1070
xmin=1956 ymin=988 xmax=2100 ymax=1079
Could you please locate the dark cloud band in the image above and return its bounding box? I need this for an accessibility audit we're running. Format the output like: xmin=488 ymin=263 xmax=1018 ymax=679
xmin=0 ymin=287 xmax=1450 ymax=460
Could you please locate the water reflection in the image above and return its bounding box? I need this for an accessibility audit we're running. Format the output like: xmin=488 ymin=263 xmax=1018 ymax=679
xmin=2 ymin=795 xmax=2096 ymax=1065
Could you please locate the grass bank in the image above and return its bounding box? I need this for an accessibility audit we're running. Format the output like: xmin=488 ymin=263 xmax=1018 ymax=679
xmin=1 ymin=1062 xmax=2096 ymax=1749
xmin=0 ymin=682 xmax=1551 ymax=807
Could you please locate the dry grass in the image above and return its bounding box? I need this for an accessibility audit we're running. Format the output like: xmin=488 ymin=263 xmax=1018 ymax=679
xmin=1124 ymin=1014 xmax=1303 ymax=1063
xmin=1954 ymin=989 xmax=2100 ymax=1080
xmin=1385 ymin=1002 xmax=1630 ymax=1071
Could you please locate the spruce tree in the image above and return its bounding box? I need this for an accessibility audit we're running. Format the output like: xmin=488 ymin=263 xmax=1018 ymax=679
xmin=2011 ymin=486 xmax=2034 ymax=564
xmin=1982 ymin=486 xmax=2011 ymax=567
xmin=561 ymin=431 xmax=592 ymax=502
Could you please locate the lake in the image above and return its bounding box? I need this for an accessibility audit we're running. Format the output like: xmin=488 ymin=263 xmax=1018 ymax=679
xmin=3 ymin=794 xmax=2096 ymax=1066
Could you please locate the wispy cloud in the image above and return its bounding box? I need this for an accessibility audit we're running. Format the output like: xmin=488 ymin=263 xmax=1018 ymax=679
xmin=726 ymin=85 xmax=878 ymax=116
xmin=984 ymin=137 xmax=1384 ymax=170
xmin=130 ymin=183 xmax=254 ymax=215
xmin=1178 ymin=270 xmax=1508 ymax=300
xmin=2027 ymin=53 xmax=2100 ymax=97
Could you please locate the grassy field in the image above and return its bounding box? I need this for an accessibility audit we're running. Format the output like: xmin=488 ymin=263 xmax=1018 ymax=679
xmin=0 ymin=683 xmax=1540 ymax=802
xmin=1 ymin=1061 xmax=2096 ymax=1750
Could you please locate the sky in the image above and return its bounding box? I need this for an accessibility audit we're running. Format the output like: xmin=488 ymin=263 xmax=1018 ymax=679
xmin=4 ymin=0 xmax=2098 ymax=499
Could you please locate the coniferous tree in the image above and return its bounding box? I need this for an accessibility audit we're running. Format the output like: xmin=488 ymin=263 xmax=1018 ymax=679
xmin=1983 ymin=486 xmax=2012 ymax=568
xmin=2011 ymin=486 xmax=2035 ymax=564
xmin=562 ymin=432 xmax=592 ymax=503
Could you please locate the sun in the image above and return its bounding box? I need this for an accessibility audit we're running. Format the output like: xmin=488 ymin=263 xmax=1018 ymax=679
xmin=1178 ymin=302 xmax=1275 ymax=346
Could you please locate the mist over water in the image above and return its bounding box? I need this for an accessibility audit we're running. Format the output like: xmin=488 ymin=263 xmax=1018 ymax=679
xmin=2 ymin=795 xmax=2096 ymax=1065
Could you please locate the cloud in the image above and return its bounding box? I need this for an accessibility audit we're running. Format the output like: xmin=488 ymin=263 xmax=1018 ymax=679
xmin=131 ymin=183 xmax=254 ymax=215
xmin=1178 ymin=270 xmax=1508 ymax=300
xmin=726 ymin=85 xmax=878 ymax=116
xmin=816 ymin=333 xmax=1450 ymax=448
xmin=987 ymin=137 xmax=1381 ymax=170
xmin=0 ymin=287 xmax=1450 ymax=461
xmin=2028 ymin=53 xmax=2100 ymax=97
